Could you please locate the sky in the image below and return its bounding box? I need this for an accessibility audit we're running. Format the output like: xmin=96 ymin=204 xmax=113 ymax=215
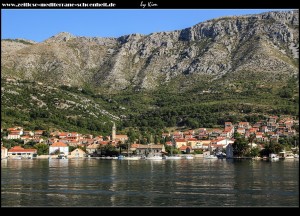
xmin=1 ymin=9 xmax=293 ymax=42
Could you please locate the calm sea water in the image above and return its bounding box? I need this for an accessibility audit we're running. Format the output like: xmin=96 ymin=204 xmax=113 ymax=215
xmin=1 ymin=158 xmax=299 ymax=207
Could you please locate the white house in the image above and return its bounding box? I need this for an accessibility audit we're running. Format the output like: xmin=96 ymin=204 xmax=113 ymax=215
xmin=8 ymin=146 xmax=37 ymax=159
xmin=49 ymin=141 xmax=69 ymax=155
xmin=211 ymin=137 xmax=234 ymax=149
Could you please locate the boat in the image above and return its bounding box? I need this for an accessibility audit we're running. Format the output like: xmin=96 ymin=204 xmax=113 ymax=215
xmin=123 ymin=156 xmax=140 ymax=160
xmin=269 ymin=153 xmax=279 ymax=161
xmin=118 ymin=155 xmax=125 ymax=160
xmin=11 ymin=156 xmax=22 ymax=160
xmin=294 ymin=154 xmax=299 ymax=159
xmin=216 ymin=151 xmax=226 ymax=159
xmin=185 ymin=155 xmax=194 ymax=159
xmin=147 ymin=154 xmax=163 ymax=160
xmin=204 ymin=154 xmax=218 ymax=159
xmin=285 ymin=153 xmax=295 ymax=159
xmin=164 ymin=155 xmax=181 ymax=160
xmin=57 ymin=153 xmax=67 ymax=159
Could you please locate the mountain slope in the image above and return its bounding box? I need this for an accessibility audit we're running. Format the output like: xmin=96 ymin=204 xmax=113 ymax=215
xmin=1 ymin=10 xmax=299 ymax=91
xmin=1 ymin=10 xmax=299 ymax=134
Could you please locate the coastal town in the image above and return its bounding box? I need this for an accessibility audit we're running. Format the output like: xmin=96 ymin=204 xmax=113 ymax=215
xmin=1 ymin=115 xmax=299 ymax=160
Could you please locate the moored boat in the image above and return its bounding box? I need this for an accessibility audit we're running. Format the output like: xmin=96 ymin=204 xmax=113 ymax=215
xmin=204 ymin=155 xmax=218 ymax=159
xmin=185 ymin=155 xmax=194 ymax=159
xmin=164 ymin=155 xmax=181 ymax=160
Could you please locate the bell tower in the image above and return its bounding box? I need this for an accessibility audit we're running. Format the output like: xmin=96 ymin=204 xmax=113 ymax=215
xmin=112 ymin=122 xmax=116 ymax=141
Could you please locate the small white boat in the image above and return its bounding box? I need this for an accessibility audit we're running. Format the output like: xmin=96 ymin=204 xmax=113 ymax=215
xmin=294 ymin=154 xmax=299 ymax=159
xmin=164 ymin=156 xmax=181 ymax=160
xmin=269 ymin=153 xmax=279 ymax=161
xmin=185 ymin=155 xmax=194 ymax=159
xmin=123 ymin=156 xmax=140 ymax=160
xmin=57 ymin=153 xmax=67 ymax=159
xmin=147 ymin=155 xmax=163 ymax=160
xmin=204 ymin=155 xmax=218 ymax=159
xmin=285 ymin=154 xmax=295 ymax=159
xmin=11 ymin=156 xmax=22 ymax=160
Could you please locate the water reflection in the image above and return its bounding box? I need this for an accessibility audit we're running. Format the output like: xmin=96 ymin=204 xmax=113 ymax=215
xmin=1 ymin=159 xmax=299 ymax=207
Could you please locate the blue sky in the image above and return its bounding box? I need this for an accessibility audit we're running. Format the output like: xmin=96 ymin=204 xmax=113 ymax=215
xmin=2 ymin=9 xmax=292 ymax=42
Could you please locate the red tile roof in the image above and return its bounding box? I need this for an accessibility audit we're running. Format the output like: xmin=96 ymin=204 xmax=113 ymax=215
xmin=8 ymin=146 xmax=37 ymax=153
xmin=51 ymin=142 xmax=68 ymax=147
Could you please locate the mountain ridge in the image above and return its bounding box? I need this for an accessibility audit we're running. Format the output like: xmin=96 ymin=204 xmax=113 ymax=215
xmin=1 ymin=10 xmax=299 ymax=92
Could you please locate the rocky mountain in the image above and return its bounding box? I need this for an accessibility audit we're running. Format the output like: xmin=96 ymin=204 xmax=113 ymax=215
xmin=1 ymin=10 xmax=299 ymax=92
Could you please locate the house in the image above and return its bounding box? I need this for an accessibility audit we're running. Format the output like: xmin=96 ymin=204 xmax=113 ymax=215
xmin=86 ymin=143 xmax=100 ymax=155
xmin=184 ymin=134 xmax=194 ymax=139
xmin=222 ymin=126 xmax=234 ymax=138
xmin=21 ymin=136 xmax=34 ymax=144
xmin=130 ymin=143 xmax=140 ymax=151
xmin=192 ymin=140 xmax=207 ymax=149
xmin=23 ymin=131 xmax=34 ymax=136
xmin=58 ymin=132 xmax=79 ymax=141
xmin=268 ymin=116 xmax=278 ymax=123
xmin=255 ymin=132 xmax=263 ymax=141
xmin=261 ymin=126 xmax=268 ymax=133
xmin=186 ymin=138 xmax=198 ymax=148
xmin=1 ymin=146 xmax=8 ymax=159
xmin=7 ymin=126 xmax=23 ymax=132
xmin=174 ymin=139 xmax=187 ymax=149
xmin=211 ymin=137 xmax=234 ymax=148
xmin=34 ymin=130 xmax=44 ymax=136
xmin=236 ymin=128 xmax=245 ymax=135
xmin=197 ymin=128 xmax=208 ymax=139
xmin=200 ymin=140 xmax=212 ymax=150
xmin=184 ymin=130 xmax=195 ymax=136
xmin=115 ymin=135 xmax=128 ymax=143
xmin=172 ymin=131 xmax=183 ymax=139
xmin=136 ymin=144 xmax=165 ymax=155
xmin=69 ymin=148 xmax=86 ymax=158
xmin=58 ymin=132 xmax=68 ymax=139
xmin=267 ymin=123 xmax=278 ymax=131
xmin=8 ymin=146 xmax=37 ymax=159
xmin=225 ymin=122 xmax=233 ymax=128
xmin=165 ymin=141 xmax=173 ymax=146
xmin=209 ymin=128 xmax=222 ymax=138
xmin=46 ymin=138 xmax=59 ymax=145
xmin=179 ymin=145 xmax=192 ymax=154
xmin=238 ymin=122 xmax=251 ymax=129
xmin=49 ymin=142 xmax=69 ymax=155
xmin=7 ymin=132 xmax=21 ymax=140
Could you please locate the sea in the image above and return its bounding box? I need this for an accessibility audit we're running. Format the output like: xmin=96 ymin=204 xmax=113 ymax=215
xmin=1 ymin=158 xmax=299 ymax=207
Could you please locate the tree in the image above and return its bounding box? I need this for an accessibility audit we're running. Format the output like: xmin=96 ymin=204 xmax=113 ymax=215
xmin=23 ymin=140 xmax=36 ymax=148
xmin=42 ymin=130 xmax=50 ymax=138
xmin=248 ymin=147 xmax=260 ymax=158
xmin=116 ymin=141 xmax=127 ymax=155
xmin=233 ymin=131 xmax=241 ymax=139
xmin=260 ymin=140 xmax=283 ymax=156
xmin=69 ymin=146 xmax=77 ymax=152
xmin=34 ymin=143 xmax=49 ymax=155
xmin=51 ymin=149 xmax=60 ymax=155
xmin=232 ymin=137 xmax=249 ymax=157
